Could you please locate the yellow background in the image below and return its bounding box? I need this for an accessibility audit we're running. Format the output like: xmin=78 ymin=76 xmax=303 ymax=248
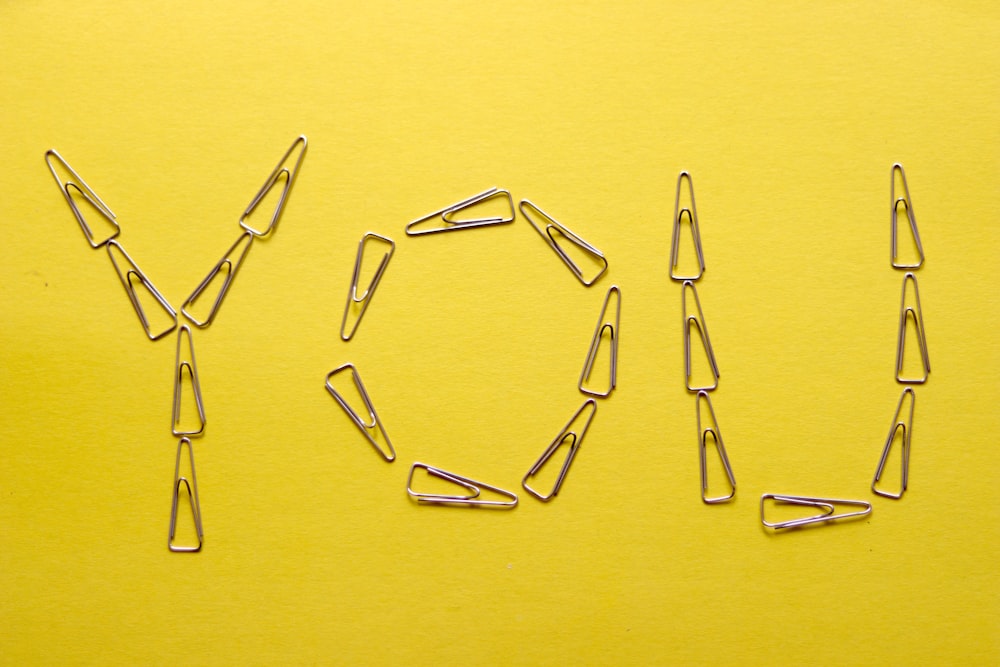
xmin=1 ymin=1 xmax=998 ymax=664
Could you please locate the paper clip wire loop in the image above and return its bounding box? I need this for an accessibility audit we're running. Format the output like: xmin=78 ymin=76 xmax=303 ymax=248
xmin=760 ymin=494 xmax=871 ymax=530
xmin=239 ymin=135 xmax=308 ymax=238
xmin=407 ymin=463 xmax=518 ymax=508
xmin=696 ymin=391 xmax=736 ymax=504
xmin=169 ymin=437 xmax=204 ymax=552
xmin=172 ymin=325 xmax=206 ymax=437
xmin=890 ymin=163 xmax=925 ymax=269
xmin=44 ymin=149 xmax=120 ymax=248
xmin=325 ymin=363 xmax=396 ymax=462
xmin=895 ymin=272 xmax=930 ymax=384
xmin=518 ymin=199 xmax=608 ymax=286
xmin=872 ymin=387 xmax=915 ymax=499
xmin=405 ymin=187 xmax=515 ymax=236
xmin=106 ymin=240 xmax=178 ymax=341
xmin=670 ymin=171 xmax=706 ymax=281
xmin=340 ymin=233 xmax=395 ymax=341
xmin=579 ymin=285 xmax=621 ymax=397
xmin=523 ymin=399 xmax=598 ymax=501
xmin=181 ymin=231 xmax=254 ymax=328
xmin=683 ymin=281 xmax=720 ymax=392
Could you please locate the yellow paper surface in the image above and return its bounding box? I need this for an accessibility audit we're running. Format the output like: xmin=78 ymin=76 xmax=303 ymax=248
xmin=1 ymin=1 xmax=998 ymax=663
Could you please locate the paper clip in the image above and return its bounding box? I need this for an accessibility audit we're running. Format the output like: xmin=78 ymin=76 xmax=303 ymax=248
xmin=405 ymin=187 xmax=514 ymax=236
xmin=669 ymin=171 xmax=706 ymax=281
xmin=44 ymin=149 xmax=120 ymax=248
xmin=340 ymin=232 xmax=395 ymax=341
xmin=407 ymin=463 xmax=518 ymax=508
xmin=895 ymin=272 xmax=930 ymax=384
xmin=683 ymin=281 xmax=719 ymax=392
xmin=325 ymin=363 xmax=395 ymax=462
xmin=523 ymin=399 xmax=597 ymax=501
xmin=890 ymin=163 xmax=924 ymax=269
xmin=181 ymin=232 xmax=254 ymax=328
xmin=579 ymin=285 xmax=621 ymax=397
xmin=696 ymin=391 xmax=736 ymax=503
xmin=172 ymin=325 xmax=206 ymax=437
xmin=872 ymin=387 xmax=915 ymax=499
xmin=169 ymin=437 xmax=204 ymax=552
xmin=239 ymin=135 xmax=307 ymax=238
xmin=106 ymin=240 xmax=178 ymax=341
xmin=518 ymin=200 xmax=608 ymax=286
xmin=760 ymin=494 xmax=871 ymax=530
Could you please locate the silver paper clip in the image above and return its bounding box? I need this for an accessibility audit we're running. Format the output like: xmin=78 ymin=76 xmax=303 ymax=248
xmin=405 ymin=187 xmax=514 ymax=236
xmin=172 ymin=325 xmax=206 ymax=437
xmin=239 ymin=135 xmax=307 ymax=238
xmin=872 ymin=387 xmax=915 ymax=499
xmin=579 ymin=285 xmax=621 ymax=397
xmin=169 ymin=437 xmax=204 ymax=552
xmin=523 ymin=399 xmax=597 ymax=501
xmin=760 ymin=494 xmax=871 ymax=530
xmin=891 ymin=163 xmax=924 ymax=269
xmin=670 ymin=171 xmax=706 ymax=281
xmin=518 ymin=199 xmax=608 ymax=286
xmin=696 ymin=391 xmax=736 ymax=503
xmin=325 ymin=363 xmax=395 ymax=462
xmin=407 ymin=463 xmax=518 ymax=508
xmin=340 ymin=232 xmax=395 ymax=341
xmin=683 ymin=281 xmax=719 ymax=392
xmin=181 ymin=231 xmax=254 ymax=328
xmin=106 ymin=240 xmax=178 ymax=341
xmin=45 ymin=149 xmax=120 ymax=248
xmin=895 ymin=272 xmax=930 ymax=384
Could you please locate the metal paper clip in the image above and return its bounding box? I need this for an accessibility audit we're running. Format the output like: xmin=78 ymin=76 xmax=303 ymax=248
xmin=518 ymin=199 xmax=608 ymax=286
xmin=872 ymin=387 xmax=915 ymax=499
xmin=405 ymin=187 xmax=515 ymax=236
xmin=891 ymin=163 xmax=924 ymax=269
xmin=169 ymin=437 xmax=204 ymax=552
xmin=895 ymin=272 xmax=930 ymax=384
xmin=340 ymin=233 xmax=395 ymax=341
xmin=407 ymin=463 xmax=518 ymax=508
xmin=579 ymin=285 xmax=621 ymax=397
xmin=683 ymin=281 xmax=719 ymax=391
xmin=172 ymin=325 xmax=206 ymax=437
xmin=239 ymin=135 xmax=307 ymax=237
xmin=760 ymin=494 xmax=871 ymax=530
xmin=106 ymin=240 xmax=178 ymax=340
xmin=44 ymin=149 xmax=120 ymax=248
xmin=670 ymin=171 xmax=706 ymax=281
xmin=181 ymin=232 xmax=254 ymax=328
xmin=325 ymin=363 xmax=395 ymax=462
xmin=523 ymin=399 xmax=597 ymax=501
xmin=696 ymin=391 xmax=735 ymax=503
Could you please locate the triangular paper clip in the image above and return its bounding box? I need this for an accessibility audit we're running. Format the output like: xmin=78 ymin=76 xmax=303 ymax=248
xmin=760 ymin=494 xmax=871 ymax=530
xmin=172 ymin=325 xmax=206 ymax=437
xmin=405 ymin=187 xmax=514 ymax=236
xmin=890 ymin=163 xmax=924 ymax=269
xmin=579 ymin=285 xmax=620 ymax=397
xmin=340 ymin=232 xmax=395 ymax=341
xmin=696 ymin=391 xmax=736 ymax=504
xmin=895 ymin=272 xmax=930 ymax=384
xmin=44 ymin=149 xmax=120 ymax=248
xmin=169 ymin=437 xmax=204 ymax=552
xmin=325 ymin=363 xmax=396 ymax=462
xmin=522 ymin=399 xmax=597 ymax=501
xmin=239 ymin=135 xmax=307 ymax=238
xmin=670 ymin=171 xmax=706 ymax=281
xmin=181 ymin=231 xmax=254 ymax=328
xmin=872 ymin=387 xmax=915 ymax=499
xmin=106 ymin=240 xmax=178 ymax=341
xmin=518 ymin=199 xmax=608 ymax=286
xmin=407 ymin=463 xmax=518 ymax=508
xmin=683 ymin=281 xmax=719 ymax=392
